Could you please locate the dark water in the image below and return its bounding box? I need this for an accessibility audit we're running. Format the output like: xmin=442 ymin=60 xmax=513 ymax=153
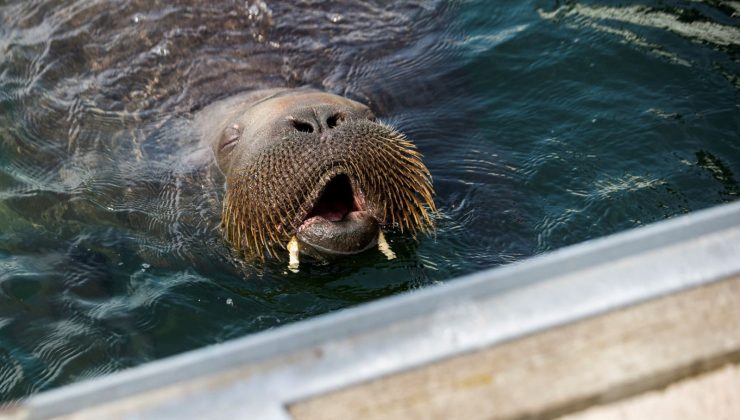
xmin=1 ymin=0 xmax=738 ymax=402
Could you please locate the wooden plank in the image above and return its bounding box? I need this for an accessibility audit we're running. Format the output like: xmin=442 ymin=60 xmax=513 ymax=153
xmin=288 ymin=275 xmax=740 ymax=420
xmin=560 ymin=363 xmax=740 ymax=420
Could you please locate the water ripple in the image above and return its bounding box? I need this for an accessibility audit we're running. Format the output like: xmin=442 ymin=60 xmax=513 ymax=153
xmin=0 ymin=0 xmax=737 ymax=403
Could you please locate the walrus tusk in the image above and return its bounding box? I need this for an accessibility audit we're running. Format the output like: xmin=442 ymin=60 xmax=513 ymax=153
xmin=288 ymin=236 xmax=300 ymax=273
xmin=377 ymin=231 xmax=396 ymax=260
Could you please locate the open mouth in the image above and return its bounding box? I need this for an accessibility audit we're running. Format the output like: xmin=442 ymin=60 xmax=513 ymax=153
xmin=301 ymin=174 xmax=362 ymax=226
xmin=294 ymin=173 xmax=381 ymax=259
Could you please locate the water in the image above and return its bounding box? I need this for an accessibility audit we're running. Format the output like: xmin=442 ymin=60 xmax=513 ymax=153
xmin=0 ymin=0 xmax=737 ymax=402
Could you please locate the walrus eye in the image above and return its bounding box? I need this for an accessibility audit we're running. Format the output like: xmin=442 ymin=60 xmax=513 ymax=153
xmin=221 ymin=124 xmax=241 ymax=151
xmin=326 ymin=112 xmax=345 ymax=128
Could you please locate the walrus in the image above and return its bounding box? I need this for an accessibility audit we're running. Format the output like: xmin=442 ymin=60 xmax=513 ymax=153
xmin=195 ymin=88 xmax=436 ymax=270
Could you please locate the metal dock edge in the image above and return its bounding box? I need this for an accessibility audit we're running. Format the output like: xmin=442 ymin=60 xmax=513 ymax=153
xmin=6 ymin=200 xmax=740 ymax=419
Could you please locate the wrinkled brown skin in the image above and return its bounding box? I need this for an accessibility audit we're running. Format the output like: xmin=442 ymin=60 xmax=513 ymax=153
xmin=196 ymin=88 xmax=384 ymax=258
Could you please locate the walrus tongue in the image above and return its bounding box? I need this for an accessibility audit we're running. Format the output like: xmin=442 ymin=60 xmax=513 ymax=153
xmin=305 ymin=199 xmax=351 ymax=222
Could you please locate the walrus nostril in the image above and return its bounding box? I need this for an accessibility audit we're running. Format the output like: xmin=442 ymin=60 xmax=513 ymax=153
xmin=326 ymin=112 xmax=345 ymax=129
xmin=291 ymin=119 xmax=314 ymax=133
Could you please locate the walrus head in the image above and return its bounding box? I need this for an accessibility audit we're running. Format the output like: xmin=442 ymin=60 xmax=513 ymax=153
xmin=200 ymin=88 xmax=435 ymax=265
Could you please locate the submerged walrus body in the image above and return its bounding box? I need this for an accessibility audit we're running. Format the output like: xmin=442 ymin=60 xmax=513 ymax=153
xmin=196 ymin=88 xmax=436 ymax=267
xmin=1 ymin=0 xmax=445 ymax=271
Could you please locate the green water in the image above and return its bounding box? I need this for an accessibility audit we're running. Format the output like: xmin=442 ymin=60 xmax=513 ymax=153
xmin=1 ymin=0 xmax=738 ymax=402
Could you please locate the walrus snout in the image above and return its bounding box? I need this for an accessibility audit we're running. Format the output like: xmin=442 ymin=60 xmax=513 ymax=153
xmin=296 ymin=174 xmax=380 ymax=257
xmin=197 ymin=88 xmax=436 ymax=262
